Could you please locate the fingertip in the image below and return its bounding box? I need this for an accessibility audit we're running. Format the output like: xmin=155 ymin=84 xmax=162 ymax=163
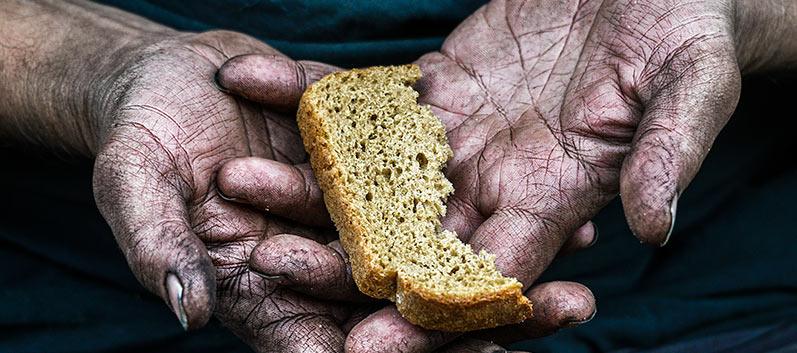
xmin=215 ymin=55 xmax=341 ymax=108
xmin=215 ymin=54 xmax=256 ymax=95
xmin=248 ymin=234 xmax=291 ymax=277
xmin=525 ymin=281 xmax=596 ymax=332
xmin=346 ymin=307 xmax=457 ymax=353
xmin=217 ymin=157 xmax=332 ymax=226
xmin=588 ymin=222 xmax=599 ymax=248
xmin=249 ymin=234 xmax=364 ymax=301
xmin=216 ymin=54 xmax=305 ymax=107
xmin=661 ymin=193 xmax=678 ymax=247
xmin=558 ymin=221 xmax=598 ymax=257
xmin=216 ymin=157 xmax=255 ymax=203
xmin=158 ymin=248 xmax=216 ymax=331
xmin=619 ymin=150 xmax=679 ymax=246
xmin=122 ymin=226 xmax=217 ymax=331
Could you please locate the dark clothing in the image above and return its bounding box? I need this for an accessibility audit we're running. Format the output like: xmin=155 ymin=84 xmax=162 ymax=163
xmin=97 ymin=0 xmax=487 ymax=68
xmin=1 ymin=1 xmax=795 ymax=352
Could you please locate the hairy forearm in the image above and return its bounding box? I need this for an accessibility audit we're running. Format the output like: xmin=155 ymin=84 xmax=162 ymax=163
xmin=736 ymin=0 xmax=797 ymax=73
xmin=0 ymin=0 xmax=174 ymax=155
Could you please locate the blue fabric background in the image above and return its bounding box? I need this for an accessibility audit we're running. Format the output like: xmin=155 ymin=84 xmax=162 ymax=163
xmin=95 ymin=0 xmax=486 ymax=67
xmin=1 ymin=1 xmax=795 ymax=352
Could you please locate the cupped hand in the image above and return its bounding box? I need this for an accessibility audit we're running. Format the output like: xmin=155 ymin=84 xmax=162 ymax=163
xmin=347 ymin=0 xmax=753 ymax=350
xmin=215 ymin=0 xmax=778 ymax=350
xmin=91 ymin=30 xmax=369 ymax=352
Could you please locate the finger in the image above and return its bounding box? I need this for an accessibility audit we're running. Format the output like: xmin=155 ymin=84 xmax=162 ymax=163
xmin=217 ymin=157 xmax=332 ymax=227
xmin=439 ymin=194 xmax=485 ymax=242
xmin=346 ymin=306 xmax=459 ymax=353
xmin=215 ymin=54 xmax=341 ymax=108
xmin=214 ymin=271 xmax=348 ymax=353
xmin=620 ymin=47 xmax=742 ymax=246
xmin=248 ymin=234 xmax=368 ymax=302
xmin=342 ymin=303 xmax=385 ymax=334
xmin=93 ymin=137 xmax=215 ymax=330
xmin=466 ymin=208 xmax=574 ymax=290
xmin=437 ymin=338 xmax=524 ymax=353
xmin=475 ymin=281 xmax=596 ymax=344
xmin=345 ymin=281 xmax=595 ymax=352
xmin=348 ymin=206 xmax=591 ymax=353
xmin=557 ymin=221 xmax=598 ymax=257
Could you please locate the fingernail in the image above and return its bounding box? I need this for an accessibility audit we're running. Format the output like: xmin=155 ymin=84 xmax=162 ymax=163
xmin=216 ymin=184 xmax=237 ymax=202
xmin=588 ymin=223 xmax=599 ymax=248
xmin=249 ymin=266 xmax=283 ymax=280
xmin=213 ymin=69 xmax=230 ymax=93
xmin=564 ymin=307 xmax=597 ymax=328
xmin=166 ymin=273 xmax=188 ymax=330
xmin=661 ymin=193 xmax=679 ymax=247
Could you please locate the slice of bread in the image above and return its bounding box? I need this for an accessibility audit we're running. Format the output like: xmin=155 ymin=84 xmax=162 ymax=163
xmin=297 ymin=65 xmax=532 ymax=332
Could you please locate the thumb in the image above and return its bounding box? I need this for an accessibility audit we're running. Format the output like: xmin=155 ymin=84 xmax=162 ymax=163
xmin=93 ymin=133 xmax=216 ymax=330
xmin=215 ymin=54 xmax=342 ymax=108
xmin=621 ymin=47 xmax=741 ymax=246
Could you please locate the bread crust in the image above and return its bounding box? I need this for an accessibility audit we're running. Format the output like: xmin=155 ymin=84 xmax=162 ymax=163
xmin=297 ymin=80 xmax=395 ymax=298
xmin=296 ymin=65 xmax=532 ymax=331
xmin=396 ymin=274 xmax=532 ymax=332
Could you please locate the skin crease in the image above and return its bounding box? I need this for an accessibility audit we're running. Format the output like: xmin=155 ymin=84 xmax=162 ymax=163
xmin=4 ymin=1 xmax=397 ymax=351
xmin=1 ymin=0 xmax=795 ymax=352
xmin=2 ymin=1 xmax=596 ymax=352
xmin=90 ymin=33 xmax=374 ymax=352
xmin=217 ymin=0 xmax=797 ymax=352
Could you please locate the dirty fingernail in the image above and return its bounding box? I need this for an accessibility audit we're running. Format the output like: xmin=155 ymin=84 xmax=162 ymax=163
xmin=249 ymin=266 xmax=283 ymax=280
xmin=563 ymin=307 xmax=597 ymax=328
xmin=213 ymin=69 xmax=230 ymax=93
xmin=661 ymin=193 xmax=678 ymax=247
xmin=588 ymin=223 xmax=599 ymax=248
xmin=166 ymin=273 xmax=188 ymax=330
xmin=216 ymin=184 xmax=238 ymax=202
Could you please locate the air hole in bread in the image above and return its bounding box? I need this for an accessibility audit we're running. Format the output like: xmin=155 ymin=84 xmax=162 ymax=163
xmin=297 ymin=64 xmax=532 ymax=332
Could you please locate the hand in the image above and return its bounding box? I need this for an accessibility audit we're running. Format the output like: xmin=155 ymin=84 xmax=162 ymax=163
xmin=216 ymin=0 xmax=797 ymax=351
xmin=330 ymin=0 xmax=796 ymax=350
xmin=213 ymin=10 xmax=604 ymax=351
xmin=90 ymin=31 xmax=375 ymax=352
xmin=2 ymin=2 xmax=375 ymax=351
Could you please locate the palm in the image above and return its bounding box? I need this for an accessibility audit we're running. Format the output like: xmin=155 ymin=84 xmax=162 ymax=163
xmin=414 ymin=0 xmax=605 ymax=294
xmin=213 ymin=0 xmax=743 ymax=350
xmin=415 ymin=0 xmax=740 ymax=271
xmin=93 ymin=31 xmax=356 ymax=352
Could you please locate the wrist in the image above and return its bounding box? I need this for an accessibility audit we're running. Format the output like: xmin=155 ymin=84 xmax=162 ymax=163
xmin=86 ymin=33 xmax=179 ymax=155
xmin=734 ymin=0 xmax=797 ymax=74
xmin=0 ymin=0 xmax=176 ymax=156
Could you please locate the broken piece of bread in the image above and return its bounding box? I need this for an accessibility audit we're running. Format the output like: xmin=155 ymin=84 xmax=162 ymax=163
xmin=297 ymin=64 xmax=532 ymax=332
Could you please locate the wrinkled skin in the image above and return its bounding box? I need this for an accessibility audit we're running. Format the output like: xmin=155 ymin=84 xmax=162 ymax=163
xmin=93 ymin=29 xmax=563 ymax=353
xmin=218 ymin=0 xmax=762 ymax=351
xmin=351 ymin=0 xmax=745 ymax=350
xmin=92 ymin=30 xmax=369 ymax=352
